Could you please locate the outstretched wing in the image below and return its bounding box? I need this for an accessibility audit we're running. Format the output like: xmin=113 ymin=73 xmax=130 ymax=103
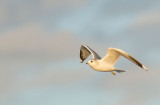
xmin=80 ymin=45 xmax=101 ymax=63
xmin=101 ymin=48 xmax=147 ymax=70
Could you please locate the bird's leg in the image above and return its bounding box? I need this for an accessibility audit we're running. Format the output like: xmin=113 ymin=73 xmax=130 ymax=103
xmin=111 ymin=72 xmax=116 ymax=75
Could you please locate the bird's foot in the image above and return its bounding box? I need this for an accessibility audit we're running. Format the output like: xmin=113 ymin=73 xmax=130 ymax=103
xmin=112 ymin=72 xmax=116 ymax=75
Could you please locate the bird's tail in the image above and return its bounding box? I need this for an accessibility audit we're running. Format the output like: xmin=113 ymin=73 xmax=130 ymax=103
xmin=115 ymin=70 xmax=125 ymax=73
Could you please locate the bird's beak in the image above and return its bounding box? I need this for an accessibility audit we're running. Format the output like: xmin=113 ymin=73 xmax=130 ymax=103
xmin=86 ymin=62 xmax=88 ymax=64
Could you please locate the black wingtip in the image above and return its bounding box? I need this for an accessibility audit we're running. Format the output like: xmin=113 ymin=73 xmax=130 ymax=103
xmin=80 ymin=50 xmax=83 ymax=62
xmin=128 ymin=55 xmax=143 ymax=68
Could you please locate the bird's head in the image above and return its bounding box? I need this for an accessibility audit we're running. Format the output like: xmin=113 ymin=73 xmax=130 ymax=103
xmin=86 ymin=60 xmax=97 ymax=67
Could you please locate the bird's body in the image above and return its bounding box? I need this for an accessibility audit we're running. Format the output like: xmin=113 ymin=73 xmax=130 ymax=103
xmin=87 ymin=59 xmax=115 ymax=72
xmin=80 ymin=45 xmax=147 ymax=75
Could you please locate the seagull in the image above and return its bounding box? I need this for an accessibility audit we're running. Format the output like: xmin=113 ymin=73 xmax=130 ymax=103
xmin=80 ymin=45 xmax=147 ymax=75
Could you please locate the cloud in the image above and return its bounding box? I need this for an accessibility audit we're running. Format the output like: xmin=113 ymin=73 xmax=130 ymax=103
xmin=0 ymin=5 xmax=7 ymax=25
xmin=0 ymin=22 xmax=80 ymax=60
xmin=43 ymin=0 xmax=88 ymax=9
xmin=121 ymin=12 xmax=160 ymax=60
xmin=96 ymin=66 xmax=160 ymax=105
xmin=1 ymin=1 xmax=160 ymax=105
xmin=0 ymin=22 xmax=86 ymax=104
xmin=0 ymin=0 xmax=89 ymax=34
xmin=0 ymin=22 xmax=80 ymax=86
xmin=130 ymin=12 xmax=160 ymax=29
xmin=0 ymin=21 xmax=82 ymax=84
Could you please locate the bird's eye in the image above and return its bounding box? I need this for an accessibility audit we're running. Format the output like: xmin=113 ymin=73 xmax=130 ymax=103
xmin=91 ymin=61 xmax=93 ymax=63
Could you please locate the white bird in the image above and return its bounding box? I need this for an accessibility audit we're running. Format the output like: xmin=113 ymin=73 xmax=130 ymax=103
xmin=80 ymin=45 xmax=147 ymax=75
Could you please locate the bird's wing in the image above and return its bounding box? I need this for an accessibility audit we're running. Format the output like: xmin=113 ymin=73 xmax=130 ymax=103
xmin=101 ymin=48 xmax=147 ymax=70
xmin=80 ymin=45 xmax=101 ymax=63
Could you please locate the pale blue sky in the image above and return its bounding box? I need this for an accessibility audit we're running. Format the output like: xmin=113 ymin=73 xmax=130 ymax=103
xmin=0 ymin=0 xmax=160 ymax=105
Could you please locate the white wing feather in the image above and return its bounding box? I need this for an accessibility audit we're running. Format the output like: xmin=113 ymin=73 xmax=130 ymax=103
xmin=101 ymin=48 xmax=147 ymax=70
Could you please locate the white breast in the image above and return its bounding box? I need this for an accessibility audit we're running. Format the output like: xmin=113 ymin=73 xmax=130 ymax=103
xmin=89 ymin=60 xmax=114 ymax=72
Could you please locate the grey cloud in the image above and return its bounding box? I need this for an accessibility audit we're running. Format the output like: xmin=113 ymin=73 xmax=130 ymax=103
xmin=130 ymin=12 xmax=160 ymax=30
xmin=0 ymin=23 xmax=80 ymax=60
xmin=0 ymin=22 xmax=85 ymax=104
xmin=0 ymin=0 xmax=89 ymax=31
xmin=97 ymin=66 xmax=160 ymax=105
xmin=123 ymin=12 xmax=160 ymax=54
xmin=1 ymin=0 xmax=160 ymax=105
xmin=0 ymin=22 xmax=81 ymax=89
xmin=42 ymin=0 xmax=88 ymax=9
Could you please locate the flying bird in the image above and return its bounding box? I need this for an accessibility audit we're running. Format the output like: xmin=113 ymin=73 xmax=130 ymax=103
xmin=80 ymin=45 xmax=147 ymax=75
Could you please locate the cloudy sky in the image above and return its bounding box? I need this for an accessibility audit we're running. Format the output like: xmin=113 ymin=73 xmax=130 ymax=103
xmin=0 ymin=0 xmax=160 ymax=105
